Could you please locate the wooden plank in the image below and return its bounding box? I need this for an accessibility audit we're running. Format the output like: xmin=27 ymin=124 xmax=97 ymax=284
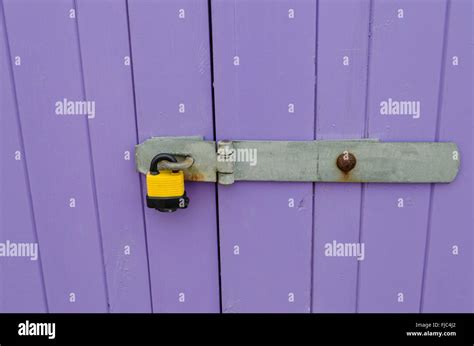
xmin=421 ymin=0 xmax=472 ymax=312
xmin=357 ymin=0 xmax=447 ymax=312
xmin=212 ymin=0 xmax=316 ymax=312
xmin=128 ymin=0 xmax=220 ymax=312
xmin=312 ymin=0 xmax=370 ymax=312
xmin=75 ymin=0 xmax=151 ymax=312
xmin=0 ymin=2 xmax=46 ymax=312
xmin=3 ymin=0 xmax=108 ymax=312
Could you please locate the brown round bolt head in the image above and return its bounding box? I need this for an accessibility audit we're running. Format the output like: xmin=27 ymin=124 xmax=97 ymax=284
xmin=336 ymin=152 xmax=357 ymax=173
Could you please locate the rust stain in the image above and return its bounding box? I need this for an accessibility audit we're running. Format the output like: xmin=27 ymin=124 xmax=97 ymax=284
xmin=188 ymin=172 xmax=205 ymax=182
xmin=338 ymin=171 xmax=364 ymax=183
xmin=339 ymin=171 xmax=352 ymax=182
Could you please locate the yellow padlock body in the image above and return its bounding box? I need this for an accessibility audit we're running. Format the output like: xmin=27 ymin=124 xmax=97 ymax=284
xmin=146 ymin=170 xmax=185 ymax=198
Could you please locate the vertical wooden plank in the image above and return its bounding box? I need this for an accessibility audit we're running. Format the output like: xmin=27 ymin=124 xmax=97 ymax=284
xmin=75 ymin=0 xmax=152 ymax=312
xmin=312 ymin=0 xmax=370 ymax=312
xmin=3 ymin=0 xmax=108 ymax=312
xmin=422 ymin=0 xmax=472 ymax=312
xmin=0 ymin=3 xmax=46 ymax=312
xmin=128 ymin=0 xmax=220 ymax=312
xmin=212 ymin=0 xmax=316 ymax=312
xmin=358 ymin=0 xmax=447 ymax=312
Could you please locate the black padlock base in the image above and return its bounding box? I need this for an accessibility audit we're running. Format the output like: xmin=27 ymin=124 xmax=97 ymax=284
xmin=146 ymin=193 xmax=189 ymax=213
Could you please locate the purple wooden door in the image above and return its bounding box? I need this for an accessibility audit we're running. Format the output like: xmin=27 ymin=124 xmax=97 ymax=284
xmin=0 ymin=0 xmax=471 ymax=313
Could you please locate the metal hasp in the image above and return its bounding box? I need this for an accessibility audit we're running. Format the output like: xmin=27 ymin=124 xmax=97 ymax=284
xmin=135 ymin=136 xmax=460 ymax=184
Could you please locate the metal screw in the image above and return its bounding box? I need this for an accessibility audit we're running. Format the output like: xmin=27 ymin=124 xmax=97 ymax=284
xmin=336 ymin=152 xmax=357 ymax=173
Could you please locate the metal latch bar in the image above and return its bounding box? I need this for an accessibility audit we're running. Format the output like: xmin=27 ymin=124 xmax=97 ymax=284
xmin=135 ymin=136 xmax=459 ymax=184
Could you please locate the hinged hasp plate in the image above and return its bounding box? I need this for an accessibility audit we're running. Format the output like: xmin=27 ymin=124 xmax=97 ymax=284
xmin=135 ymin=136 xmax=460 ymax=184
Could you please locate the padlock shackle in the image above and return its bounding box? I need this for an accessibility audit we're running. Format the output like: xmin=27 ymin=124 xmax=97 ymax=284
xmin=149 ymin=153 xmax=178 ymax=174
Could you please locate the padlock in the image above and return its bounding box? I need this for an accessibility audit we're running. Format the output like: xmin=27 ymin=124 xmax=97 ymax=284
xmin=146 ymin=153 xmax=189 ymax=212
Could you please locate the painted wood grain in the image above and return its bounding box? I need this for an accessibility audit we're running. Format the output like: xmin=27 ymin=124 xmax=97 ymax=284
xmin=128 ymin=0 xmax=220 ymax=312
xmin=0 ymin=2 xmax=46 ymax=312
xmin=2 ymin=0 xmax=108 ymax=312
xmin=0 ymin=0 xmax=470 ymax=313
xmin=75 ymin=0 xmax=152 ymax=312
xmin=357 ymin=0 xmax=447 ymax=312
xmin=312 ymin=0 xmax=370 ymax=313
xmin=212 ymin=0 xmax=316 ymax=312
xmin=421 ymin=0 xmax=472 ymax=312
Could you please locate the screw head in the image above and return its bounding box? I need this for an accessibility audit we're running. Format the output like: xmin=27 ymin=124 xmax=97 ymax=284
xmin=336 ymin=152 xmax=357 ymax=173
